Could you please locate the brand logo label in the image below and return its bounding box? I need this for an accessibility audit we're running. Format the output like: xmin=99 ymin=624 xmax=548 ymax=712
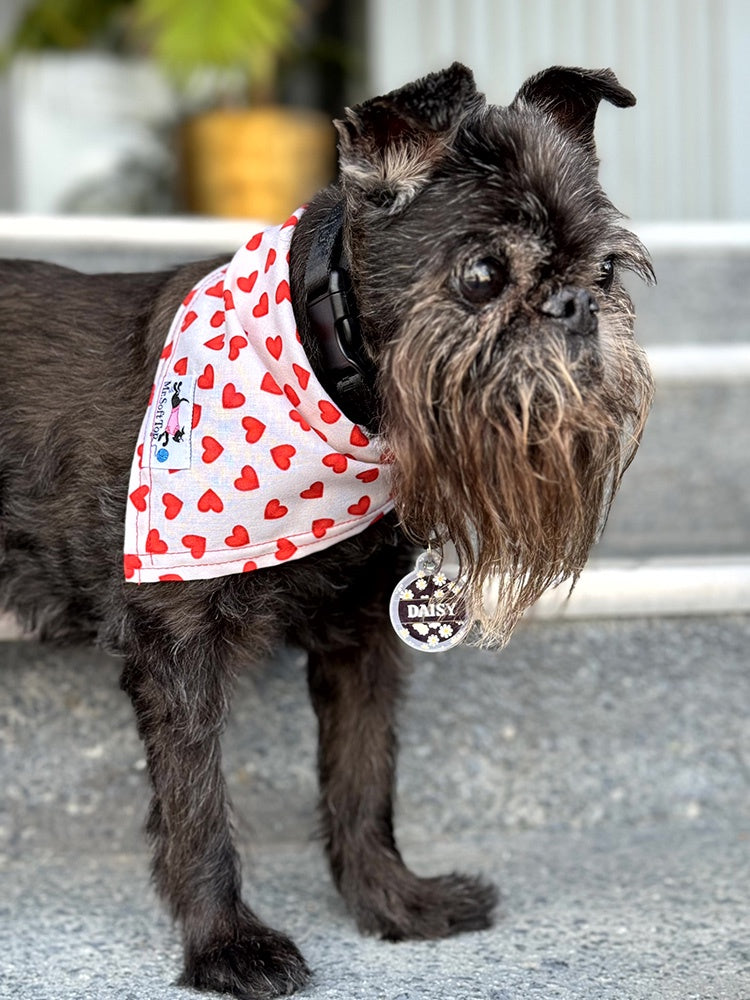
xmin=146 ymin=377 xmax=194 ymax=470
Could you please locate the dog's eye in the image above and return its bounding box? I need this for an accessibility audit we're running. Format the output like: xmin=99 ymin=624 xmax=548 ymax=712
xmin=597 ymin=256 xmax=616 ymax=292
xmin=458 ymin=257 xmax=507 ymax=305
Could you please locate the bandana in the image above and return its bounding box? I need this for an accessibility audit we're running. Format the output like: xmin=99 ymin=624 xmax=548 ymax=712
xmin=124 ymin=209 xmax=392 ymax=584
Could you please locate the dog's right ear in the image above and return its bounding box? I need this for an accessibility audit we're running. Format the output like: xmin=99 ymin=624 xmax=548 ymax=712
xmin=336 ymin=63 xmax=482 ymax=211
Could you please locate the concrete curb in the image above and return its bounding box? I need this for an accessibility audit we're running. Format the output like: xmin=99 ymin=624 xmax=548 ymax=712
xmin=524 ymin=557 xmax=750 ymax=620
xmin=647 ymin=342 xmax=750 ymax=382
xmin=0 ymin=216 xmax=748 ymax=253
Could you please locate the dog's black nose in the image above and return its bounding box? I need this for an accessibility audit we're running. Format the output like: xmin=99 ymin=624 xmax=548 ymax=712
xmin=541 ymin=287 xmax=599 ymax=336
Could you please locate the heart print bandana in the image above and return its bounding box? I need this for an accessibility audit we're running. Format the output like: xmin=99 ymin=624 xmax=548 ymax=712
xmin=124 ymin=209 xmax=392 ymax=584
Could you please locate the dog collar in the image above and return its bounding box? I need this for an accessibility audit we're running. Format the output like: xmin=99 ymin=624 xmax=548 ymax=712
xmin=303 ymin=201 xmax=379 ymax=430
xmin=124 ymin=209 xmax=393 ymax=584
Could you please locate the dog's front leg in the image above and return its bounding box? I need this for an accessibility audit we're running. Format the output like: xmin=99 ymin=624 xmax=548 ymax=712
xmin=121 ymin=643 xmax=310 ymax=999
xmin=307 ymin=624 xmax=498 ymax=940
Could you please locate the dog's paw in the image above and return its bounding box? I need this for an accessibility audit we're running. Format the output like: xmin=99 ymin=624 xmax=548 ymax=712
xmin=179 ymin=926 xmax=310 ymax=1000
xmin=351 ymin=869 xmax=499 ymax=941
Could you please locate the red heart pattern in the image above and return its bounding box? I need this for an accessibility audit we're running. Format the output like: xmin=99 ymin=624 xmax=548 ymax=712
xmin=270 ymin=444 xmax=295 ymax=470
xmin=356 ymin=468 xmax=379 ymax=483
xmin=182 ymin=534 xmax=206 ymax=559
xmin=266 ymin=335 xmax=282 ymax=360
xmin=129 ymin=485 xmax=149 ymax=511
xmin=284 ymin=384 xmax=300 ymax=407
xmin=228 ymin=335 xmax=248 ymax=361
xmin=300 ymin=481 xmax=324 ymax=500
xmin=289 ymin=410 xmax=311 ymax=432
xmin=124 ymin=206 xmax=392 ymax=583
xmin=202 ymin=436 xmax=224 ymax=463
xmin=261 ymin=372 xmax=283 ymax=395
xmin=347 ymin=496 xmax=371 ymax=517
xmin=275 ymin=537 xmax=297 ymax=561
xmin=237 ymin=271 xmax=258 ymax=293
xmin=318 ymin=401 xmax=341 ymax=424
xmin=181 ymin=310 xmax=197 ymax=331
xmin=221 ymin=383 xmax=245 ymax=409
xmin=293 ymin=364 xmax=310 ymax=389
xmin=242 ymin=416 xmax=266 ymax=443
xmin=198 ymin=489 xmax=223 ymax=513
xmin=264 ymin=498 xmax=288 ymax=520
xmin=162 ymin=493 xmax=183 ymax=520
xmin=237 ymin=271 xmax=258 ymax=294
xmin=225 ymin=524 xmax=250 ymax=547
xmin=197 ymin=363 xmax=214 ymax=389
xmin=253 ymin=292 xmax=269 ymax=318
xmin=322 ymin=453 xmax=348 ymax=474
xmin=124 ymin=553 xmax=142 ymax=578
xmin=234 ymin=465 xmax=259 ymax=491
xmin=350 ymin=426 xmax=369 ymax=447
xmin=146 ymin=528 xmax=168 ymax=554
xmin=205 ymin=334 xmax=225 ymax=351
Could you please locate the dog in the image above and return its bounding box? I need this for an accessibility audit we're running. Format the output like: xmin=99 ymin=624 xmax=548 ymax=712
xmin=0 ymin=63 xmax=654 ymax=998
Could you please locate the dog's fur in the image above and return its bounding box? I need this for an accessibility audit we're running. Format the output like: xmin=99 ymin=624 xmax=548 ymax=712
xmin=0 ymin=64 xmax=653 ymax=998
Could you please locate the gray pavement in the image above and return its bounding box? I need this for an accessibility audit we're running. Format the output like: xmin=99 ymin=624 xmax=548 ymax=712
xmin=2 ymin=615 xmax=750 ymax=999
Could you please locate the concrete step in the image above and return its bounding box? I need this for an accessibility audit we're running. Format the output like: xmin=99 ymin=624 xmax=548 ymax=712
xmin=2 ymin=615 xmax=749 ymax=998
xmin=595 ymin=380 xmax=750 ymax=560
xmin=627 ymin=225 xmax=750 ymax=346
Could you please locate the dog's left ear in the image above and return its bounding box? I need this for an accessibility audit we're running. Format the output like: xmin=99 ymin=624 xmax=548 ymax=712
xmin=512 ymin=67 xmax=635 ymax=152
xmin=336 ymin=62 xmax=483 ymax=210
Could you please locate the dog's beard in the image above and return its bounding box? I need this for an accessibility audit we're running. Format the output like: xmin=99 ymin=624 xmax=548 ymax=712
xmin=382 ymin=304 xmax=654 ymax=646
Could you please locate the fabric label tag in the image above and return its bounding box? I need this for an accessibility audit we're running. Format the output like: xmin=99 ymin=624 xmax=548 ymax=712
xmin=144 ymin=376 xmax=194 ymax=470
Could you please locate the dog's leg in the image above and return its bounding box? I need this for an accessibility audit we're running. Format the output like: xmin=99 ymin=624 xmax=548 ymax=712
xmin=121 ymin=641 xmax=310 ymax=999
xmin=307 ymin=616 xmax=498 ymax=940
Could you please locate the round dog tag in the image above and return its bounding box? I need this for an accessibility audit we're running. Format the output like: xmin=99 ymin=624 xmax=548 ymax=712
xmin=389 ymin=552 xmax=472 ymax=652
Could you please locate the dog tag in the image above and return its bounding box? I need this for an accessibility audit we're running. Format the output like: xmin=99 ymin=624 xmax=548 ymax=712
xmin=389 ymin=550 xmax=472 ymax=652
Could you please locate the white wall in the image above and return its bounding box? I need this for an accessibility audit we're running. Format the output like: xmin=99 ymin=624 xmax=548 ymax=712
xmin=366 ymin=0 xmax=750 ymax=220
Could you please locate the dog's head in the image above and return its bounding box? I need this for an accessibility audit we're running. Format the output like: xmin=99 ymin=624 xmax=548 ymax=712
xmin=335 ymin=63 xmax=654 ymax=644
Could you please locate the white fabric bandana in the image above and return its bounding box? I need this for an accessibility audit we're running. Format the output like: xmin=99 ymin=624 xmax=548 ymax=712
xmin=124 ymin=209 xmax=392 ymax=584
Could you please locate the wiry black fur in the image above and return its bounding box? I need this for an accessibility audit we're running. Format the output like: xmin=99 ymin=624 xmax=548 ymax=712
xmin=0 ymin=63 xmax=651 ymax=999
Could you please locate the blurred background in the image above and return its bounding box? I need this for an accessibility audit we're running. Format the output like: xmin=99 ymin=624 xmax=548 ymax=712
xmin=0 ymin=0 xmax=747 ymax=221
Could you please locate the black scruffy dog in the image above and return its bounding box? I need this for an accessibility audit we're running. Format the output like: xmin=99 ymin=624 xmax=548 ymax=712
xmin=0 ymin=63 xmax=652 ymax=998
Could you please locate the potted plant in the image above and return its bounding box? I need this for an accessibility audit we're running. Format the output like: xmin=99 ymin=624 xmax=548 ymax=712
xmin=4 ymin=0 xmax=337 ymax=220
xmin=2 ymin=0 xmax=177 ymax=214
xmin=134 ymin=0 xmax=336 ymax=220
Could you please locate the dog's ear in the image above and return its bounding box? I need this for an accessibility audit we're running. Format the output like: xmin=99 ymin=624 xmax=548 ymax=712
xmin=512 ymin=67 xmax=635 ymax=151
xmin=336 ymin=62 xmax=481 ymax=210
